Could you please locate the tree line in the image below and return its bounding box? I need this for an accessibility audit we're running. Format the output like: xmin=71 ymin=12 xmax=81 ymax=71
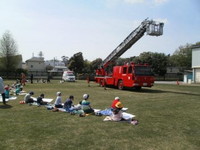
xmin=67 ymin=42 xmax=200 ymax=77
xmin=0 ymin=31 xmax=199 ymax=79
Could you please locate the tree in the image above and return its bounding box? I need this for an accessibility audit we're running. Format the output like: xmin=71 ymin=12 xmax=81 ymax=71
xmin=170 ymin=42 xmax=200 ymax=70
xmin=38 ymin=51 xmax=44 ymax=57
xmin=0 ymin=31 xmax=20 ymax=77
xmin=151 ymin=53 xmax=168 ymax=76
xmin=138 ymin=52 xmax=153 ymax=64
xmin=83 ymin=59 xmax=91 ymax=73
xmin=68 ymin=52 xmax=84 ymax=73
xmin=61 ymin=56 xmax=69 ymax=66
xmin=194 ymin=41 xmax=200 ymax=46
xmin=137 ymin=52 xmax=168 ymax=76
xmin=116 ymin=58 xmax=129 ymax=65
xmin=90 ymin=58 xmax=102 ymax=71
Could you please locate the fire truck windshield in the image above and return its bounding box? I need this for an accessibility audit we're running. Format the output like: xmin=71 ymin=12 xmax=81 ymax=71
xmin=134 ymin=66 xmax=154 ymax=76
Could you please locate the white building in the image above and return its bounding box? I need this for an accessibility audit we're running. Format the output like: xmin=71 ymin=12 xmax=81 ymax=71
xmin=25 ymin=57 xmax=45 ymax=71
xmin=49 ymin=66 xmax=68 ymax=73
xmin=45 ymin=59 xmax=65 ymax=67
xmin=192 ymin=45 xmax=200 ymax=83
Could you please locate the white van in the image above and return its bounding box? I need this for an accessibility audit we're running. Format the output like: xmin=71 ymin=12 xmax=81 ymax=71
xmin=62 ymin=71 xmax=75 ymax=82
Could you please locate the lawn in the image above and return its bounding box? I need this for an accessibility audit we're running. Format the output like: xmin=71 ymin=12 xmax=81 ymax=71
xmin=0 ymin=80 xmax=200 ymax=150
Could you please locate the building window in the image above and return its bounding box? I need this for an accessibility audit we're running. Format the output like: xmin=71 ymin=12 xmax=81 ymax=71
xmin=31 ymin=65 xmax=33 ymax=68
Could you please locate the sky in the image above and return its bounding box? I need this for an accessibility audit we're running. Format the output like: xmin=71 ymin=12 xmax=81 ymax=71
xmin=0 ymin=0 xmax=199 ymax=62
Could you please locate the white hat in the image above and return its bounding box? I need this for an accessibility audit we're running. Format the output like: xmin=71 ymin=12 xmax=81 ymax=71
xmin=57 ymin=92 xmax=61 ymax=96
xmin=115 ymin=97 xmax=120 ymax=100
xmin=83 ymin=94 xmax=89 ymax=100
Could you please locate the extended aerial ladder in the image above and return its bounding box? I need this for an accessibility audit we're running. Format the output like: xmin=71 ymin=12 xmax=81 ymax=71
xmin=97 ymin=18 xmax=164 ymax=76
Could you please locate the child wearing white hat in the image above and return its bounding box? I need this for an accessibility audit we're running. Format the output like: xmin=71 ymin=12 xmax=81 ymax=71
xmin=81 ymin=94 xmax=94 ymax=114
xmin=54 ymin=92 xmax=63 ymax=108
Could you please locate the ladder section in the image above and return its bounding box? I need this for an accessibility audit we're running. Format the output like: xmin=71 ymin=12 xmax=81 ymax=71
xmin=101 ymin=19 xmax=164 ymax=69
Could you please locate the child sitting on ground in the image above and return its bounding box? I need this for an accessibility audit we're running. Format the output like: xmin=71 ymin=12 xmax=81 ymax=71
xmin=4 ymin=85 xmax=10 ymax=98
xmin=110 ymin=97 xmax=124 ymax=121
xmin=96 ymin=96 xmax=123 ymax=116
xmin=81 ymin=94 xmax=94 ymax=115
xmin=54 ymin=92 xmax=63 ymax=108
xmin=15 ymin=84 xmax=21 ymax=95
xmin=24 ymin=91 xmax=35 ymax=104
xmin=103 ymin=97 xmax=139 ymax=125
xmin=63 ymin=95 xmax=74 ymax=112
xmin=37 ymin=93 xmax=48 ymax=106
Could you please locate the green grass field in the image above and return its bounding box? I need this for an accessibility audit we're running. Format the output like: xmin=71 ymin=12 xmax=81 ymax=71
xmin=0 ymin=80 xmax=200 ymax=150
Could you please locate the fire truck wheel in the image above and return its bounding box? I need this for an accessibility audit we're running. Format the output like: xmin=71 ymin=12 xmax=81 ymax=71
xmin=118 ymin=80 xmax=124 ymax=90
xmin=99 ymin=80 xmax=103 ymax=87
xmin=135 ymin=86 xmax=141 ymax=90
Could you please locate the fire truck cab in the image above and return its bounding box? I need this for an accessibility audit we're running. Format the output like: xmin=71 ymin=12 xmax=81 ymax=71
xmin=96 ymin=63 xmax=154 ymax=90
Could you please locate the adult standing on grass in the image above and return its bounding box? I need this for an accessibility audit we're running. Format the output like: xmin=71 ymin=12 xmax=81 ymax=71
xmin=0 ymin=77 xmax=6 ymax=104
xmin=30 ymin=74 xmax=33 ymax=84
xmin=21 ymin=73 xmax=26 ymax=86
xmin=47 ymin=74 xmax=50 ymax=83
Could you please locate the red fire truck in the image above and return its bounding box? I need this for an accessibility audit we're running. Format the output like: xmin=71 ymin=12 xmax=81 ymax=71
xmin=95 ymin=18 xmax=164 ymax=90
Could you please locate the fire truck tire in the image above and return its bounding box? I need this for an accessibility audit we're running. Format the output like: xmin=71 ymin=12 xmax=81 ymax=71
xmin=99 ymin=80 xmax=103 ymax=87
xmin=118 ymin=80 xmax=124 ymax=90
xmin=99 ymin=80 xmax=102 ymax=86
xmin=135 ymin=86 xmax=141 ymax=90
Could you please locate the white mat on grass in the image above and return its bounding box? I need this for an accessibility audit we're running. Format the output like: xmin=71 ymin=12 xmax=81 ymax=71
xmin=0 ymin=96 xmax=17 ymax=102
xmin=7 ymin=96 xmax=17 ymax=101
xmin=32 ymin=97 xmax=54 ymax=103
xmin=0 ymin=97 xmax=9 ymax=102
xmin=103 ymin=113 xmax=135 ymax=121
xmin=94 ymin=108 xmax=128 ymax=113
xmin=94 ymin=109 xmax=101 ymax=113
xmin=19 ymin=93 xmax=27 ymax=96
xmin=95 ymin=107 xmax=134 ymax=120
xmin=122 ymin=112 xmax=135 ymax=120
xmin=58 ymin=108 xmax=66 ymax=112
xmin=42 ymin=98 xmax=54 ymax=103
xmin=122 ymin=108 xmax=128 ymax=111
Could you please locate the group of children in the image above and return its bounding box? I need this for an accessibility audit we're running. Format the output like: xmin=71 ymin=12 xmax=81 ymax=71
xmin=23 ymin=91 xmax=138 ymax=125
xmin=23 ymin=91 xmax=48 ymax=106
xmin=0 ymin=77 xmax=24 ymax=105
xmin=52 ymin=92 xmax=94 ymax=115
xmin=4 ymin=83 xmax=23 ymax=98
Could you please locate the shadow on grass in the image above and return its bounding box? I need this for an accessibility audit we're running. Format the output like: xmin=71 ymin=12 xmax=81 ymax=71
xmin=0 ymin=104 xmax=12 ymax=109
xmin=138 ymin=88 xmax=164 ymax=93
xmin=98 ymin=86 xmax=200 ymax=97
xmin=164 ymin=90 xmax=200 ymax=97
xmin=122 ymin=88 xmax=165 ymax=93
xmin=120 ymin=87 xmax=200 ymax=97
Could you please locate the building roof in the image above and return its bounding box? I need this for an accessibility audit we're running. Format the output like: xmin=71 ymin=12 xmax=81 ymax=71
xmin=26 ymin=57 xmax=44 ymax=62
xmin=191 ymin=45 xmax=200 ymax=49
xmin=54 ymin=66 xmax=67 ymax=69
xmin=48 ymin=66 xmax=68 ymax=72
